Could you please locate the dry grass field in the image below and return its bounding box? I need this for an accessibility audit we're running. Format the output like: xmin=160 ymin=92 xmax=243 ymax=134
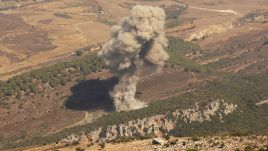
xmin=0 ymin=0 xmax=111 ymax=80
xmin=0 ymin=0 xmax=267 ymax=80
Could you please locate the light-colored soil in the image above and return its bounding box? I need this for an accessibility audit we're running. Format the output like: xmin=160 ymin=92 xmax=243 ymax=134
xmin=257 ymin=99 xmax=268 ymax=105
xmin=0 ymin=0 xmax=111 ymax=80
xmin=18 ymin=136 xmax=268 ymax=151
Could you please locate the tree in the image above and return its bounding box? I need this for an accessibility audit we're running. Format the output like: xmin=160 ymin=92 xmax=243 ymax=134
xmin=75 ymin=50 xmax=83 ymax=56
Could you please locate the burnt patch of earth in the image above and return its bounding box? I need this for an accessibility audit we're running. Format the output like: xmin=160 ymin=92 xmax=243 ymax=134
xmin=65 ymin=77 xmax=118 ymax=112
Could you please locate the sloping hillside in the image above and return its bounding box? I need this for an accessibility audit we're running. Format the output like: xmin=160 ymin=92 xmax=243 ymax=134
xmin=7 ymin=71 xmax=268 ymax=149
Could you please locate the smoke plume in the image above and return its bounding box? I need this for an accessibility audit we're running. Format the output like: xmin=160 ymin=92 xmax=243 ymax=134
xmin=99 ymin=5 xmax=169 ymax=111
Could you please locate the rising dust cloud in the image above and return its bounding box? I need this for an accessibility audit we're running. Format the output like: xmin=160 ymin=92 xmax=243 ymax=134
xmin=99 ymin=5 xmax=169 ymax=111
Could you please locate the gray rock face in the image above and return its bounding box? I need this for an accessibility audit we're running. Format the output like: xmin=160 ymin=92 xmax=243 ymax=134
xmin=152 ymin=138 xmax=166 ymax=145
xmin=61 ymin=100 xmax=237 ymax=144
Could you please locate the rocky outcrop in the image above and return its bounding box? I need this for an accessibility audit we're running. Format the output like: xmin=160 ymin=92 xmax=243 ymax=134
xmin=60 ymin=99 xmax=238 ymax=144
xmin=186 ymin=23 xmax=234 ymax=41
xmin=174 ymin=99 xmax=237 ymax=123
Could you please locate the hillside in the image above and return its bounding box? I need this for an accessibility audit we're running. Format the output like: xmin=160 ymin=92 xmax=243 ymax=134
xmin=0 ymin=0 xmax=268 ymax=150
xmin=6 ymin=70 xmax=268 ymax=150
xmin=0 ymin=36 xmax=207 ymax=149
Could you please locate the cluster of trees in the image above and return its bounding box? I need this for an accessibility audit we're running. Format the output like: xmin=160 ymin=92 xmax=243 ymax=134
xmin=0 ymin=54 xmax=106 ymax=101
xmin=205 ymin=58 xmax=236 ymax=69
xmin=240 ymin=11 xmax=268 ymax=23
xmin=0 ymin=36 xmax=205 ymax=102
xmin=54 ymin=12 xmax=72 ymax=19
xmin=0 ymin=1 xmax=16 ymax=10
xmin=165 ymin=37 xmax=209 ymax=73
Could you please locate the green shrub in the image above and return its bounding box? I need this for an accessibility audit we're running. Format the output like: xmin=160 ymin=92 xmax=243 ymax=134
xmin=165 ymin=37 xmax=209 ymax=73
xmin=186 ymin=149 xmax=198 ymax=151
xmin=75 ymin=147 xmax=85 ymax=151
xmin=0 ymin=54 xmax=106 ymax=103
xmin=75 ymin=50 xmax=83 ymax=56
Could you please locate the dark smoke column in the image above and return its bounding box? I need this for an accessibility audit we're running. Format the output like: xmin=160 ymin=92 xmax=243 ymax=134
xmin=99 ymin=5 xmax=169 ymax=111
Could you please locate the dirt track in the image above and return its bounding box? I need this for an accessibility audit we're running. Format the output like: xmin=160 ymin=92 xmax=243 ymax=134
xmin=189 ymin=6 xmax=239 ymax=15
xmin=46 ymin=110 xmax=107 ymax=136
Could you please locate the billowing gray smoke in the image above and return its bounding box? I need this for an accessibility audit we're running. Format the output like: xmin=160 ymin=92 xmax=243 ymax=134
xmin=99 ymin=5 xmax=169 ymax=111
